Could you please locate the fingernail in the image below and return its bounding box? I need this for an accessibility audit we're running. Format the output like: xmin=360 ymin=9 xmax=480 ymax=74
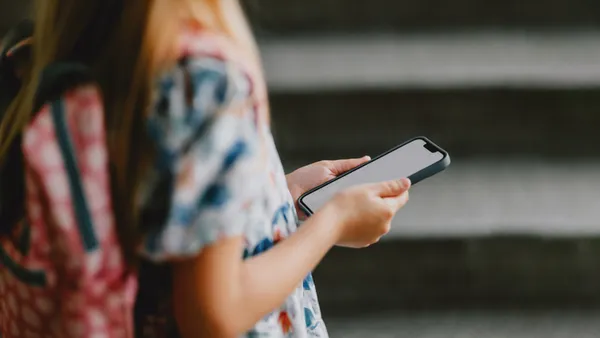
xmin=364 ymin=156 xmax=371 ymax=161
xmin=399 ymin=178 xmax=411 ymax=189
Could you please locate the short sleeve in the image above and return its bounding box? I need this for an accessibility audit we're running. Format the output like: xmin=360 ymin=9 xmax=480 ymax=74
xmin=139 ymin=55 xmax=264 ymax=261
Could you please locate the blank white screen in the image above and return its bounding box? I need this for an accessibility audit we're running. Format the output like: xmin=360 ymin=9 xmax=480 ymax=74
xmin=302 ymin=139 xmax=444 ymax=212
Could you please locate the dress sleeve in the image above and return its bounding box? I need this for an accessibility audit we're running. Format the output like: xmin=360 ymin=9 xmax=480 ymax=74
xmin=139 ymin=55 xmax=265 ymax=262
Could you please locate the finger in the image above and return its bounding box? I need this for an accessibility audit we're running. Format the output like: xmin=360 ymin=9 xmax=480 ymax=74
xmin=383 ymin=190 xmax=409 ymax=211
xmin=371 ymin=178 xmax=411 ymax=198
xmin=328 ymin=156 xmax=371 ymax=175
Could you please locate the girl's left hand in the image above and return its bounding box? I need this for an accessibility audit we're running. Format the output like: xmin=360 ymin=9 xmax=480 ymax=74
xmin=286 ymin=156 xmax=371 ymax=219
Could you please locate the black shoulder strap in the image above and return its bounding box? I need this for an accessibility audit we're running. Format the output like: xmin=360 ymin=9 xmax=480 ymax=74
xmin=0 ymin=20 xmax=33 ymax=74
xmin=34 ymin=63 xmax=93 ymax=112
xmin=0 ymin=20 xmax=34 ymax=121
xmin=0 ymin=21 xmax=34 ymax=235
xmin=0 ymin=20 xmax=33 ymax=57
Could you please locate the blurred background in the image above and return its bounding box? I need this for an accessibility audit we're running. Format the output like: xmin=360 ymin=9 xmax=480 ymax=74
xmin=3 ymin=0 xmax=600 ymax=336
xmin=245 ymin=1 xmax=600 ymax=337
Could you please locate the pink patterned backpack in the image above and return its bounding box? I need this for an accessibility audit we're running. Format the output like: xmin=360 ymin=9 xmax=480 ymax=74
xmin=0 ymin=63 xmax=136 ymax=337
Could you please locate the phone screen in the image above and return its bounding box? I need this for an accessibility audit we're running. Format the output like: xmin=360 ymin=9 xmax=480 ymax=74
xmin=300 ymin=138 xmax=447 ymax=213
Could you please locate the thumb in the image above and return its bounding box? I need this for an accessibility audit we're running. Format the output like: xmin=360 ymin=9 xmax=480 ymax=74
xmin=329 ymin=156 xmax=371 ymax=175
xmin=383 ymin=190 xmax=410 ymax=212
xmin=371 ymin=178 xmax=411 ymax=198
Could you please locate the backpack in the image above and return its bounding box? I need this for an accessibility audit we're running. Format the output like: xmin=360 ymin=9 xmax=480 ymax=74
xmin=0 ymin=20 xmax=33 ymax=235
xmin=0 ymin=22 xmax=136 ymax=337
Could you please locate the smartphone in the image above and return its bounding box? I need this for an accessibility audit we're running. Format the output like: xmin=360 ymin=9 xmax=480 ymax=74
xmin=298 ymin=136 xmax=450 ymax=215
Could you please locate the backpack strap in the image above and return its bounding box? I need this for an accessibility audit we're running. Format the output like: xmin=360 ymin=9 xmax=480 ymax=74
xmin=38 ymin=62 xmax=98 ymax=251
xmin=0 ymin=20 xmax=33 ymax=57
xmin=0 ymin=19 xmax=33 ymax=106
xmin=0 ymin=21 xmax=34 ymax=235
xmin=0 ymin=62 xmax=93 ymax=235
xmin=0 ymin=20 xmax=33 ymax=75
xmin=35 ymin=63 xmax=93 ymax=112
xmin=0 ymin=131 xmax=25 ymax=235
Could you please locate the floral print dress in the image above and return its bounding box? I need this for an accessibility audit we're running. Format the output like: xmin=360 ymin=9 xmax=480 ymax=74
xmin=135 ymin=30 xmax=329 ymax=338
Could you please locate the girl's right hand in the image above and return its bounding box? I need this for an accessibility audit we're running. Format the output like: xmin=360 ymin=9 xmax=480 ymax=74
xmin=327 ymin=178 xmax=411 ymax=248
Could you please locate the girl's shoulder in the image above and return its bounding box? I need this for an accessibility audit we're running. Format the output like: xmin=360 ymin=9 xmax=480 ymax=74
xmin=176 ymin=26 xmax=259 ymax=84
xmin=148 ymin=26 xmax=269 ymax=139
xmin=175 ymin=25 xmax=269 ymax=119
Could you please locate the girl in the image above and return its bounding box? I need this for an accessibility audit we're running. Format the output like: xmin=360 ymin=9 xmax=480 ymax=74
xmin=0 ymin=0 xmax=411 ymax=337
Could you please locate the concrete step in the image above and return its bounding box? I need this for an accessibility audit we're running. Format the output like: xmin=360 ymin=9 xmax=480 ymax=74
xmin=313 ymin=237 xmax=600 ymax=316
xmin=271 ymin=88 xmax=600 ymax=160
xmin=302 ymin=162 xmax=600 ymax=314
xmin=326 ymin=310 xmax=600 ymax=338
xmin=380 ymin=161 xmax=599 ymax=238
xmin=260 ymin=31 xmax=600 ymax=91
xmin=245 ymin=0 xmax=600 ymax=35
xmin=287 ymin=161 xmax=600 ymax=238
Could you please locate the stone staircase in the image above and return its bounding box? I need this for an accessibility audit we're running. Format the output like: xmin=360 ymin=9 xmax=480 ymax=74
xmin=246 ymin=0 xmax=600 ymax=317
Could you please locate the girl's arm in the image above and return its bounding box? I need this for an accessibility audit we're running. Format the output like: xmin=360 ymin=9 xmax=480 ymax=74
xmin=139 ymin=53 xmax=410 ymax=337
xmin=172 ymin=178 xmax=411 ymax=338
xmin=171 ymin=205 xmax=341 ymax=337
xmin=140 ymin=54 xmax=341 ymax=337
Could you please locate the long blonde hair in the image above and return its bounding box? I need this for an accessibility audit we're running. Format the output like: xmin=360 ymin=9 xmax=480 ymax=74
xmin=0 ymin=0 xmax=257 ymax=264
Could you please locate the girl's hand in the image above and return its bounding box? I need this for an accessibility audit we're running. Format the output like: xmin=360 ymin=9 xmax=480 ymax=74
xmin=286 ymin=156 xmax=371 ymax=219
xmin=326 ymin=178 xmax=411 ymax=248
